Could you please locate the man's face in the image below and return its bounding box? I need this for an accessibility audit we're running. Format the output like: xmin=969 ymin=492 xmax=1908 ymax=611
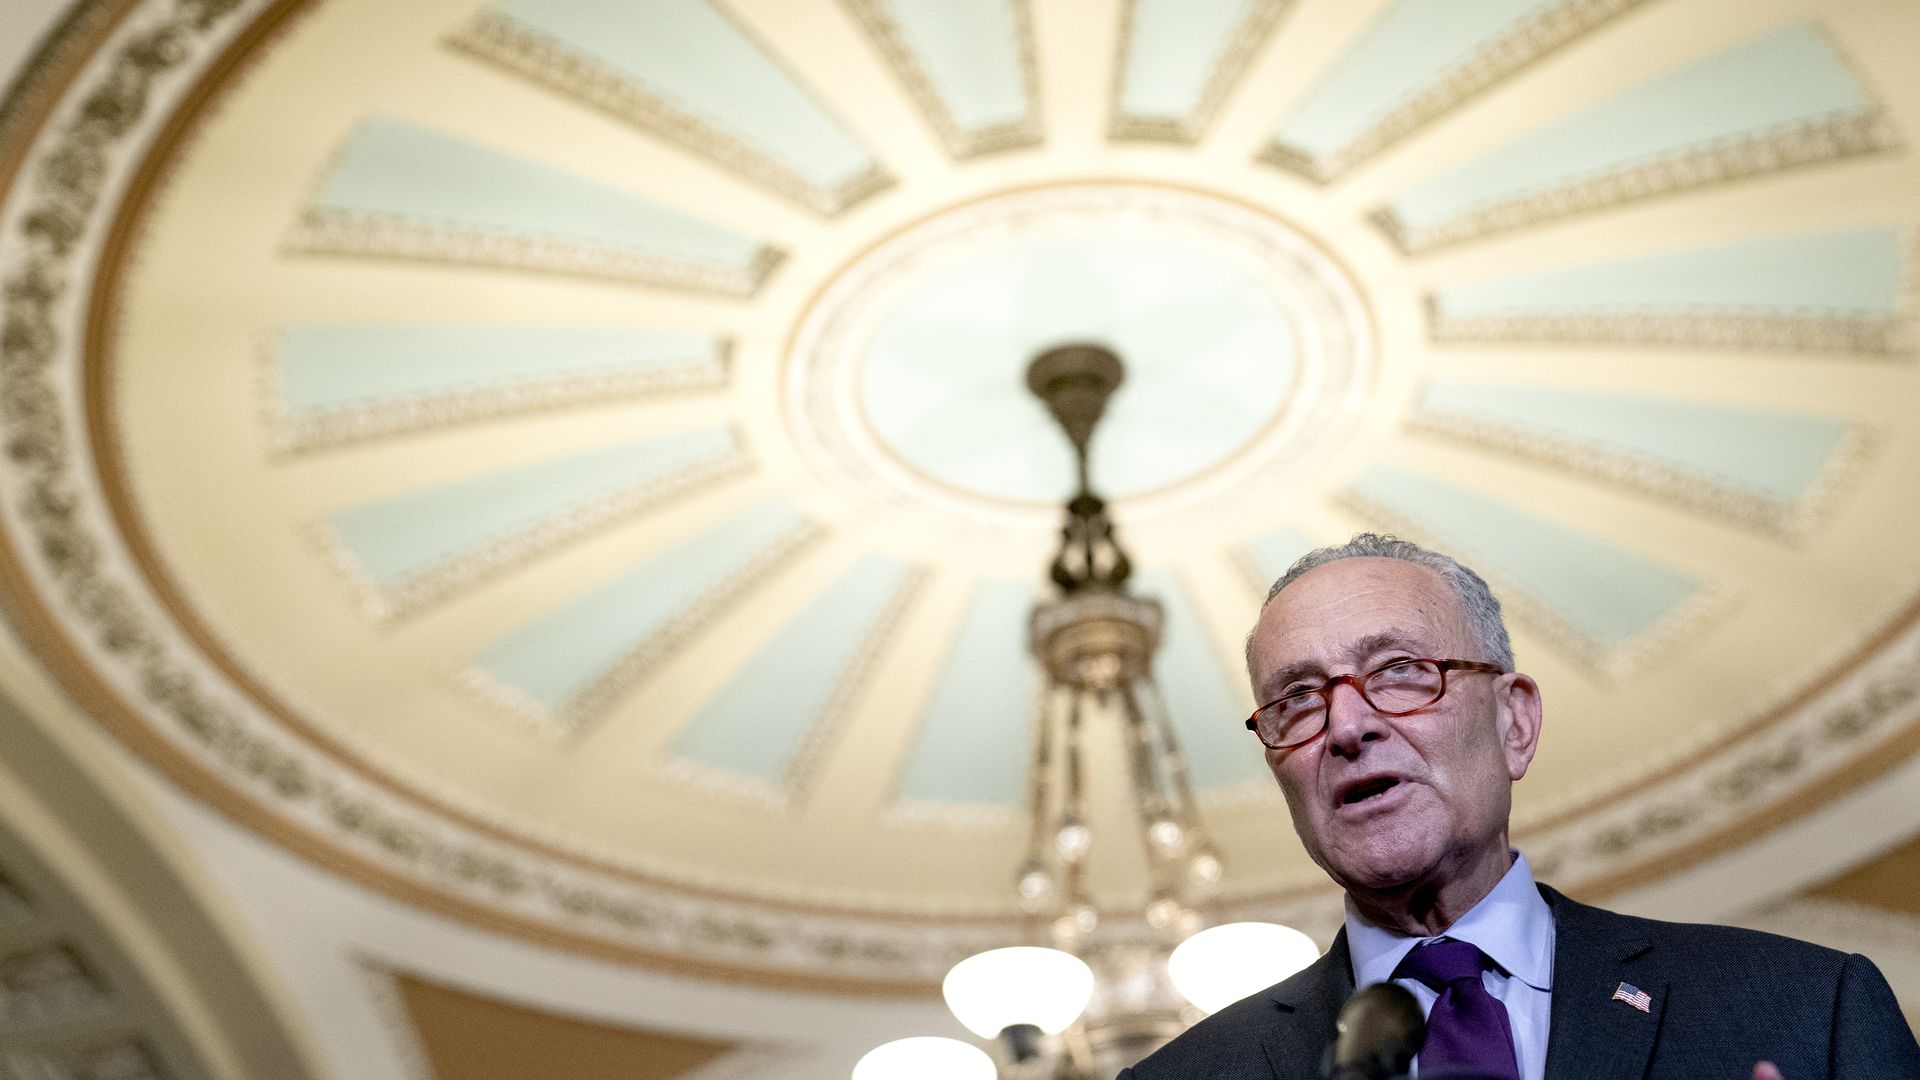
xmin=1246 ymin=557 xmax=1538 ymax=896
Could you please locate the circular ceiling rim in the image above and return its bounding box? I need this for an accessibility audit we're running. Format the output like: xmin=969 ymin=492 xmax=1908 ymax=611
xmin=3 ymin=0 xmax=1920 ymax=991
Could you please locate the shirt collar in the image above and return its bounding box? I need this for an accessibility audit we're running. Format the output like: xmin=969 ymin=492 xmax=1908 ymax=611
xmin=1344 ymin=851 xmax=1554 ymax=992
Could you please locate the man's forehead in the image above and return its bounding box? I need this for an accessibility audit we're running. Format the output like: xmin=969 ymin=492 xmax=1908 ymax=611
xmin=1250 ymin=558 xmax=1468 ymax=674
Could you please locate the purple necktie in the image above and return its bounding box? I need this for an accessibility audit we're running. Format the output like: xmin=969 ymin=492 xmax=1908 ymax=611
xmin=1393 ymin=938 xmax=1521 ymax=1080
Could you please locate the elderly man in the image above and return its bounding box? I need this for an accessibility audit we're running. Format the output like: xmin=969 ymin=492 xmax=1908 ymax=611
xmin=1122 ymin=534 xmax=1920 ymax=1080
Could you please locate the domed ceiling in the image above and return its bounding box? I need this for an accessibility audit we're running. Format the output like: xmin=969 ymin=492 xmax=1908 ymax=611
xmin=3 ymin=0 xmax=1919 ymax=992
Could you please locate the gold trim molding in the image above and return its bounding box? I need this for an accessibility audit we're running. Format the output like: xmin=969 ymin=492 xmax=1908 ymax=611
xmin=1107 ymin=0 xmax=1293 ymax=144
xmin=318 ymin=442 xmax=754 ymax=622
xmin=1335 ymin=491 xmax=1727 ymax=679
xmin=1371 ymin=108 xmax=1900 ymax=253
xmin=1428 ymin=303 xmax=1912 ymax=357
xmin=265 ymin=337 xmax=734 ymax=454
xmin=461 ymin=519 xmax=828 ymax=738
xmin=1404 ymin=404 xmax=1874 ymax=539
xmin=286 ymin=207 xmax=785 ymax=297
xmin=837 ymin=0 xmax=1043 ymax=158
xmin=445 ymin=9 xmax=893 ymax=218
xmin=1262 ymin=0 xmax=1652 ymax=182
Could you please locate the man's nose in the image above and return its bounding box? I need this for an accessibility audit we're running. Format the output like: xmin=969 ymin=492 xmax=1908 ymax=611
xmin=1323 ymin=677 xmax=1388 ymax=759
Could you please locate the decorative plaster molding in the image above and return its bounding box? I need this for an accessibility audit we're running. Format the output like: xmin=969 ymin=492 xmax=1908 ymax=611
xmin=837 ymin=0 xmax=1043 ymax=158
xmin=264 ymin=337 xmax=734 ymax=454
xmin=460 ymin=519 xmax=827 ymax=738
xmin=784 ymin=182 xmax=1377 ymax=530
xmin=1524 ymin=631 xmax=1920 ymax=887
xmin=2 ymin=1039 xmax=166 ymax=1080
xmin=1336 ymin=491 xmax=1727 ymax=679
xmin=285 ymin=207 xmax=784 ymax=297
xmin=1263 ymin=0 xmax=1653 ymax=182
xmin=0 ymin=944 xmax=114 ymax=1028
xmin=783 ymin=564 xmax=930 ymax=805
xmin=1403 ymin=404 xmax=1874 ymax=539
xmin=445 ymin=9 xmax=892 ymax=217
xmin=316 ymin=443 xmax=754 ymax=622
xmin=1428 ymin=303 xmax=1912 ymax=357
xmin=1371 ymin=108 xmax=1900 ymax=253
xmin=1107 ymin=0 xmax=1293 ymax=143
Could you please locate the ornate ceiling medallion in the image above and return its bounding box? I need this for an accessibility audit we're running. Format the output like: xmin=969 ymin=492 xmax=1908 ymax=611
xmin=784 ymin=183 xmax=1377 ymax=528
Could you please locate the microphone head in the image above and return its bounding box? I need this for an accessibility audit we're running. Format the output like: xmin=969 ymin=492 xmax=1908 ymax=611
xmin=1329 ymin=982 xmax=1424 ymax=1079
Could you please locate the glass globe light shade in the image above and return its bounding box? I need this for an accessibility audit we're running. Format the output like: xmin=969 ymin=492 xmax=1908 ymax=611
xmin=851 ymin=1037 xmax=996 ymax=1080
xmin=1167 ymin=922 xmax=1320 ymax=1015
xmin=942 ymin=946 xmax=1095 ymax=1038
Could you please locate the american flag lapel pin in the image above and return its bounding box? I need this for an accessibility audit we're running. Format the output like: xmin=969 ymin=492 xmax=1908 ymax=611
xmin=1611 ymin=982 xmax=1652 ymax=1013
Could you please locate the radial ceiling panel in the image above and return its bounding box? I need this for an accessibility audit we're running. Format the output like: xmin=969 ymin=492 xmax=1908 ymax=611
xmin=325 ymin=426 xmax=749 ymax=617
xmin=448 ymin=0 xmax=891 ymax=214
xmin=1110 ymin=0 xmax=1292 ymax=141
xmin=1407 ymin=383 xmax=1861 ymax=535
xmin=841 ymin=0 xmax=1041 ymax=155
xmin=4 ymin=0 xmax=1920 ymax=992
xmin=668 ymin=553 xmax=922 ymax=803
xmin=273 ymin=324 xmax=731 ymax=449
xmin=468 ymin=499 xmax=819 ymax=735
xmin=1429 ymin=227 xmax=1911 ymax=354
xmin=1373 ymin=21 xmax=1895 ymax=251
xmin=292 ymin=117 xmax=782 ymax=292
xmin=1266 ymin=0 xmax=1657 ymax=181
xmin=1345 ymin=465 xmax=1707 ymax=672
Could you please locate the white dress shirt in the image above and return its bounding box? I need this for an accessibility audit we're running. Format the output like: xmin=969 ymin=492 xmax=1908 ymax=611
xmin=1343 ymin=851 xmax=1555 ymax=1080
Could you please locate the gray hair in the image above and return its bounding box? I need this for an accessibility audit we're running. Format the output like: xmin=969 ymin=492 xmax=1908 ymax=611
xmin=1250 ymin=532 xmax=1514 ymax=674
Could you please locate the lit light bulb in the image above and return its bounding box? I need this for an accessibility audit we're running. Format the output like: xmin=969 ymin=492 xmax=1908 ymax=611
xmin=1187 ymin=848 xmax=1224 ymax=886
xmin=1145 ymin=896 xmax=1183 ymax=930
xmin=1054 ymin=817 xmax=1092 ymax=861
xmin=1051 ymin=903 xmax=1098 ymax=946
xmin=1148 ymin=818 xmax=1186 ymax=853
xmin=1016 ymin=861 xmax=1054 ymax=904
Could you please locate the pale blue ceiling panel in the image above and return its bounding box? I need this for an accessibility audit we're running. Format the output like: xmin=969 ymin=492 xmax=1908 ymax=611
xmin=1415 ymin=383 xmax=1853 ymax=503
xmin=670 ymin=556 xmax=917 ymax=794
xmin=472 ymin=500 xmax=814 ymax=722
xmin=1266 ymin=0 xmax=1658 ymax=180
xmin=851 ymin=0 xmax=1037 ymax=154
xmin=1272 ymin=0 xmax=1551 ymax=164
xmin=1113 ymin=0 xmax=1284 ymax=139
xmin=1381 ymin=23 xmax=1886 ymax=249
xmin=1435 ymin=229 xmax=1905 ymax=317
xmin=894 ymin=578 xmax=1039 ymax=806
xmin=455 ymin=0 xmax=887 ymax=213
xmin=1133 ymin=571 xmax=1267 ymax=788
xmin=329 ymin=426 xmax=743 ymax=605
xmin=1349 ymin=465 xmax=1700 ymax=657
xmin=298 ymin=117 xmax=777 ymax=293
xmin=275 ymin=324 xmax=728 ymax=447
xmin=1409 ymin=383 xmax=1859 ymax=536
xmin=1428 ymin=228 xmax=1909 ymax=354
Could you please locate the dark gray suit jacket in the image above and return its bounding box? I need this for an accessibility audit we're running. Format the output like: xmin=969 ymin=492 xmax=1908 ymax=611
xmin=1120 ymin=886 xmax=1920 ymax=1079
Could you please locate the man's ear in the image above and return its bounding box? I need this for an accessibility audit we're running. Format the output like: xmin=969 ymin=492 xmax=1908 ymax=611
xmin=1494 ymin=672 xmax=1543 ymax=781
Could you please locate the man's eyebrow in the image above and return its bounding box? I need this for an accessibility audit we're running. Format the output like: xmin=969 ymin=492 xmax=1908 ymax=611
xmin=1256 ymin=628 xmax=1432 ymax=699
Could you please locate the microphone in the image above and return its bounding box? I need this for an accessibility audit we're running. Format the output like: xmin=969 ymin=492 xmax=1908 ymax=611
xmin=1325 ymin=982 xmax=1425 ymax=1080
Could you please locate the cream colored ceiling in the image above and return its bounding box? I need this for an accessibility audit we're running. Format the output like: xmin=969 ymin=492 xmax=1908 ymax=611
xmin=3 ymin=0 xmax=1920 ymax=994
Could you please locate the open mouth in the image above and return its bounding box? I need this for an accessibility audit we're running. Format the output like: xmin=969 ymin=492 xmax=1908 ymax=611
xmin=1340 ymin=777 xmax=1401 ymax=806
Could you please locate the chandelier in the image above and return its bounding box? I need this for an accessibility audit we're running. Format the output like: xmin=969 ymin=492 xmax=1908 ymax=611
xmin=855 ymin=346 xmax=1318 ymax=1080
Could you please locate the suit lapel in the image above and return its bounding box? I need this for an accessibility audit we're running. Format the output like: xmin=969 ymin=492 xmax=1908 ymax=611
xmin=1260 ymin=928 xmax=1356 ymax=1079
xmin=1541 ymin=887 xmax=1665 ymax=1079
